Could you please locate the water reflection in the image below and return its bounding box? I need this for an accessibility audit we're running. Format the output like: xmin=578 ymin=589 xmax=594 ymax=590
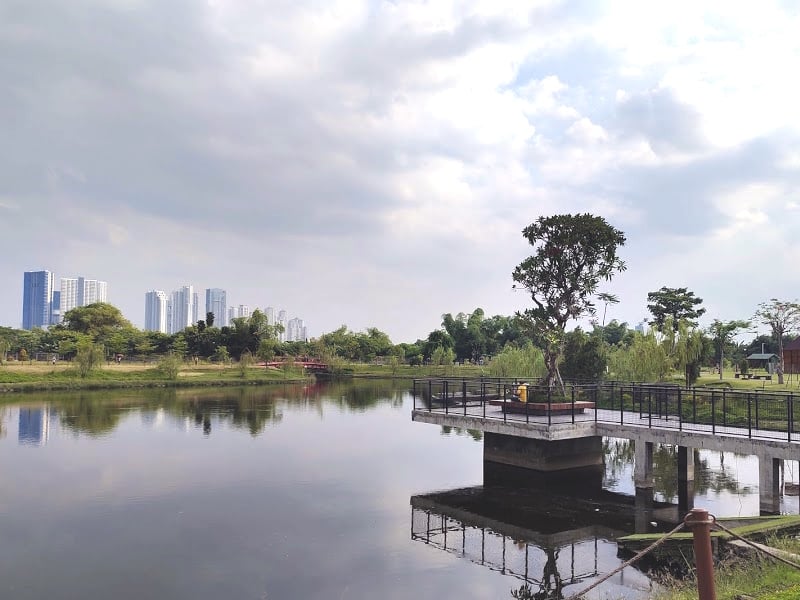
xmin=13 ymin=378 xmax=407 ymax=442
xmin=18 ymin=407 xmax=51 ymax=446
xmin=411 ymin=486 xmax=655 ymax=599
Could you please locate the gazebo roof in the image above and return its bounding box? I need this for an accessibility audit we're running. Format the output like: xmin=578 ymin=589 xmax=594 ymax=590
xmin=746 ymin=353 xmax=779 ymax=360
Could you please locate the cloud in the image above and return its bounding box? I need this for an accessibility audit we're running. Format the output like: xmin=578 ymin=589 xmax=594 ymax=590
xmin=1 ymin=0 xmax=800 ymax=339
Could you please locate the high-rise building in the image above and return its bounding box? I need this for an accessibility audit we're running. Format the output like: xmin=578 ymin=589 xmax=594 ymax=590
xmin=228 ymin=306 xmax=236 ymax=325
xmin=60 ymin=278 xmax=79 ymax=314
xmin=192 ymin=291 xmax=199 ymax=325
xmin=144 ymin=290 xmax=168 ymax=333
xmin=78 ymin=277 xmax=107 ymax=305
xmin=206 ymin=288 xmax=227 ymax=327
xmin=22 ymin=270 xmax=54 ymax=330
xmin=277 ymin=310 xmax=287 ymax=342
xmin=61 ymin=276 xmax=107 ymax=313
xmin=287 ymin=317 xmax=307 ymax=342
xmin=50 ymin=290 xmax=61 ymax=325
xmin=168 ymin=286 xmax=194 ymax=334
xmin=265 ymin=306 xmax=275 ymax=326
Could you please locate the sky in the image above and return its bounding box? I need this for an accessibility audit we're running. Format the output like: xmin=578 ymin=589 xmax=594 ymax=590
xmin=2 ymin=0 xmax=799 ymax=343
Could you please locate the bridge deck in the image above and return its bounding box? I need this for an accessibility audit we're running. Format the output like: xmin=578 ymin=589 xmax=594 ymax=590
xmin=412 ymin=379 xmax=800 ymax=458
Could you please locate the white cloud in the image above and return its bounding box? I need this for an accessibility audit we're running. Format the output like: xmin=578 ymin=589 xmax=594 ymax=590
xmin=1 ymin=0 xmax=799 ymax=340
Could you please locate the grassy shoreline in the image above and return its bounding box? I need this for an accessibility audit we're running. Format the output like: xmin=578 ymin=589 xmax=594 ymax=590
xmin=0 ymin=361 xmax=309 ymax=396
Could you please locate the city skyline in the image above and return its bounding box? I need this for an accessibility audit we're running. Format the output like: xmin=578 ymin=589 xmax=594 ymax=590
xmin=2 ymin=3 xmax=799 ymax=342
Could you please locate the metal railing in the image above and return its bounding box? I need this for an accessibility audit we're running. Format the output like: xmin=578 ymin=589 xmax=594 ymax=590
xmin=412 ymin=378 xmax=800 ymax=442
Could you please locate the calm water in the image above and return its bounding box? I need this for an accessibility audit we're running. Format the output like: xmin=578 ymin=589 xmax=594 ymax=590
xmin=0 ymin=380 xmax=795 ymax=599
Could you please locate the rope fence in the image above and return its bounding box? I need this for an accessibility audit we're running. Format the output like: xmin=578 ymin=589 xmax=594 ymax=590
xmin=564 ymin=508 xmax=800 ymax=600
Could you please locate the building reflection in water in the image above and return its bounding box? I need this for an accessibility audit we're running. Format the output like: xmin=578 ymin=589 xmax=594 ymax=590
xmin=410 ymin=481 xmax=655 ymax=599
xmin=18 ymin=407 xmax=51 ymax=446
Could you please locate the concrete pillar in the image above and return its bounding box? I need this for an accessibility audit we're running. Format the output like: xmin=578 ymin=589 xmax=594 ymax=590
xmin=483 ymin=433 xmax=604 ymax=487
xmin=759 ymin=454 xmax=781 ymax=515
xmin=677 ymin=446 xmax=695 ymax=513
xmin=634 ymin=440 xmax=654 ymax=489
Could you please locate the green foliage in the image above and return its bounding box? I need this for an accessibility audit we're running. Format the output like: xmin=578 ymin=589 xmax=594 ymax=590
xmin=75 ymin=340 xmax=105 ymax=378
xmin=0 ymin=337 xmax=9 ymax=365
xmin=60 ymin=302 xmax=135 ymax=345
xmin=238 ymin=350 xmax=255 ymax=378
xmin=646 ymin=287 xmax=706 ymax=333
xmin=157 ymin=353 xmax=182 ymax=380
xmin=739 ymin=358 xmax=749 ymax=374
xmin=607 ymin=330 xmax=671 ymax=382
xmin=707 ymin=319 xmax=751 ymax=380
xmin=512 ymin=214 xmax=626 ymax=388
xmin=593 ymin=319 xmax=634 ymax=346
xmin=18 ymin=348 xmax=29 ymax=362
xmin=488 ymin=343 xmax=545 ymax=378
xmin=560 ymin=329 xmax=607 ymax=381
xmin=212 ymin=345 xmax=230 ymax=364
xmin=430 ymin=346 xmax=455 ymax=366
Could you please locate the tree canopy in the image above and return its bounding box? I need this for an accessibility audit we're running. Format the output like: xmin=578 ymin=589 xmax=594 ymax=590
xmin=512 ymin=213 xmax=626 ymax=389
xmin=646 ymin=287 xmax=706 ymax=333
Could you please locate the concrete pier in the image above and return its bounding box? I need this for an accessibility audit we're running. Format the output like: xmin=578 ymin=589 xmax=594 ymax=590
xmin=413 ymin=404 xmax=799 ymax=515
xmin=759 ymin=454 xmax=781 ymax=514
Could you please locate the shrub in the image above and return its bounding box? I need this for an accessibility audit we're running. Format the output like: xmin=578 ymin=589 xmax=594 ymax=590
xmin=157 ymin=353 xmax=182 ymax=380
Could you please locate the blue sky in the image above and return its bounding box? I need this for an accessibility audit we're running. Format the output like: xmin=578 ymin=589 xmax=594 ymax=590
xmin=1 ymin=0 xmax=799 ymax=341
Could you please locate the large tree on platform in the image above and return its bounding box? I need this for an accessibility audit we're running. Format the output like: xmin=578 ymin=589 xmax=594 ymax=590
xmin=512 ymin=214 xmax=626 ymax=390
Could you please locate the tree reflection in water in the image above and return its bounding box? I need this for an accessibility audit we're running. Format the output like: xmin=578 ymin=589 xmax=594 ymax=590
xmin=18 ymin=378 xmax=408 ymax=439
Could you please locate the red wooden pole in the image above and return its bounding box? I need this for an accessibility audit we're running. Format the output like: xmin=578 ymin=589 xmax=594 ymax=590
xmin=684 ymin=508 xmax=717 ymax=600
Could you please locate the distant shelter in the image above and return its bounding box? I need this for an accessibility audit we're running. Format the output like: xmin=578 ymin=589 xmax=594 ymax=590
xmin=746 ymin=353 xmax=780 ymax=374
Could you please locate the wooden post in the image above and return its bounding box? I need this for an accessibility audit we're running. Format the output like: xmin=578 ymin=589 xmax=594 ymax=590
xmin=684 ymin=508 xmax=716 ymax=600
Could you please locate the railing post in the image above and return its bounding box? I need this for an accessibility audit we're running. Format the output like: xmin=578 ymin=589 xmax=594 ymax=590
xmin=747 ymin=393 xmax=752 ymax=439
xmin=482 ymin=381 xmax=486 ymax=418
xmin=789 ymin=394 xmax=793 ymax=443
xmin=648 ymin=389 xmax=652 ymax=428
xmin=427 ymin=379 xmax=432 ymax=411
xmin=547 ymin=386 xmax=552 ymax=426
xmin=444 ymin=380 xmax=449 ymax=415
xmin=503 ymin=385 xmax=507 ymax=423
xmin=678 ymin=387 xmax=683 ymax=431
xmin=755 ymin=393 xmax=760 ymax=430
xmin=571 ymin=384 xmax=576 ymax=424
xmin=684 ymin=508 xmax=717 ymax=600
xmin=722 ymin=389 xmax=727 ymax=428
xmin=620 ymin=386 xmax=624 ymax=425
xmin=463 ymin=380 xmax=467 ymax=416
xmin=711 ymin=391 xmax=716 ymax=435
xmin=692 ymin=388 xmax=697 ymax=424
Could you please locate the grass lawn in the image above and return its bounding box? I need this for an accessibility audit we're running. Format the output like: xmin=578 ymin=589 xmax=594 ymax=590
xmin=0 ymin=360 xmax=306 ymax=394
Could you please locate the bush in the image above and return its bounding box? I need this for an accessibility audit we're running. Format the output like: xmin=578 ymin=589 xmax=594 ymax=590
xmin=157 ymin=354 xmax=182 ymax=380
xmin=75 ymin=341 xmax=105 ymax=378
xmin=488 ymin=343 xmax=546 ymax=378
xmin=238 ymin=350 xmax=255 ymax=378
xmin=739 ymin=358 xmax=749 ymax=375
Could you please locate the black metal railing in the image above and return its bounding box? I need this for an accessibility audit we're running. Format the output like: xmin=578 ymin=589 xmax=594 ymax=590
xmin=412 ymin=378 xmax=800 ymax=443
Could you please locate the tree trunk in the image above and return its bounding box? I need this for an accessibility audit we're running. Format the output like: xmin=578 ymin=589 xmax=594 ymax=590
xmin=778 ymin=335 xmax=785 ymax=385
xmin=719 ymin=344 xmax=724 ymax=381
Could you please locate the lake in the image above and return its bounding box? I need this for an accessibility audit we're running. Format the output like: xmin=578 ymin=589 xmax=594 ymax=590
xmin=0 ymin=379 xmax=795 ymax=599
